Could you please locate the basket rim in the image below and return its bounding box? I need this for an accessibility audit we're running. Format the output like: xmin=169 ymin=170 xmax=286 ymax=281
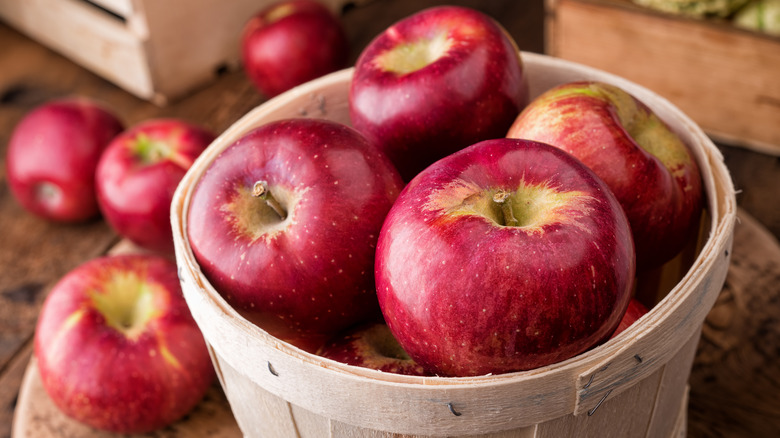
xmin=171 ymin=51 xmax=738 ymax=433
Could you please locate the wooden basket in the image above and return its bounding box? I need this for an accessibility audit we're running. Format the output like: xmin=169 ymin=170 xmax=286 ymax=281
xmin=545 ymin=0 xmax=780 ymax=156
xmin=0 ymin=0 xmax=349 ymax=105
xmin=171 ymin=52 xmax=737 ymax=437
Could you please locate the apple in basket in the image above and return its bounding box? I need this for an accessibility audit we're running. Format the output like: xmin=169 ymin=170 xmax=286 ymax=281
xmin=317 ymin=322 xmax=432 ymax=376
xmin=6 ymin=97 xmax=124 ymax=222
xmin=96 ymin=118 xmax=215 ymax=256
xmin=610 ymin=298 xmax=649 ymax=339
xmin=241 ymin=0 xmax=349 ymax=98
xmin=34 ymin=254 xmax=215 ymax=434
xmin=186 ymin=118 xmax=404 ymax=351
xmin=349 ymin=5 xmax=529 ymax=182
xmin=507 ymin=81 xmax=703 ymax=270
xmin=375 ymin=138 xmax=636 ymax=377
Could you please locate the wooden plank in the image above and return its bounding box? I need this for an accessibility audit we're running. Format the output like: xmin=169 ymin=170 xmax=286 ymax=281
xmin=645 ymin=330 xmax=700 ymax=437
xmin=0 ymin=0 xmax=154 ymax=99
xmin=535 ymin=366 xmax=663 ymax=437
xmin=89 ymin=0 xmax=135 ymax=18
xmin=546 ymin=0 xmax=780 ymax=155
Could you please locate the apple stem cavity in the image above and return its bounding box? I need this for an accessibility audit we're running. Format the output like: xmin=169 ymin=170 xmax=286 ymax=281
xmin=252 ymin=181 xmax=287 ymax=220
xmin=375 ymin=31 xmax=452 ymax=75
xmin=90 ymin=272 xmax=157 ymax=339
xmin=493 ymin=189 xmax=520 ymax=227
xmin=134 ymin=133 xmax=169 ymax=165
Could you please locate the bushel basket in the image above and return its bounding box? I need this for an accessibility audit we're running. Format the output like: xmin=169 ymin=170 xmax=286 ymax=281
xmin=171 ymin=52 xmax=737 ymax=437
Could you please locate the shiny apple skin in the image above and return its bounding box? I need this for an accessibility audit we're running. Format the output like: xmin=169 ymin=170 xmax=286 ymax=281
xmin=96 ymin=118 xmax=214 ymax=256
xmin=34 ymin=254 xmax=215 ymax=434
xmin=186 ymin=118 xmax=404 ymax=349
xmin=317 ymin=322 xmax=432 ymax=376
xmin=507 ymin=81 xmax=703 ymax=270
xmin=349 ymin=5 xmax=529 ymax=182
xmin=6 ymin=98 xmax=124 ymax=222
xmin=241 ymin=0 xmax=349 ymax=98
xmin=610 ymin=298 xmax=649 ymax=339
xmin=375 ymin=138 xmax=636 ymax=377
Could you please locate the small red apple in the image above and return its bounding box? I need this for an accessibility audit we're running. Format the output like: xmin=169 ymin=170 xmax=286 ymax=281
xmin=34 ymin=254 xmax=215 ymax=434
xmin=375 ymin=138 xmax=636 ymax=377
xmin=186 ymin=118 xmax=403 ymax=350
xmin=96 ymin=118 xmax=215 ymax=256
xmin=349 ymin=5 xmax=529 ymax=181
xmin=507 ymin=81 xmax=703 ymax=270
xmin=6 ymin=98 xmax=124 ymax=222
xmin=241 ymin=0 xmax=349 ymax=98
xmin=610 ymin=298 xmax=649 ymax=339
xmin=317 ymin=322 xmax=432 ymax=376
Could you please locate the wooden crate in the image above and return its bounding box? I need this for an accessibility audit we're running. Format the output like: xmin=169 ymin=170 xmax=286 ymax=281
xmin=545 ymin=0 xmax=780 ymax=155
xmin=0 ymin=0 xmax=349 ymax=105
xmin=171 ymin=53 xmax=737 ymax=437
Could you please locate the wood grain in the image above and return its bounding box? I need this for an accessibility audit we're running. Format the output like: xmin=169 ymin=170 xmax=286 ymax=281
xmin=545 ymin=0 xmax=780 ymax=155
xmin=688 ymin=210 xmax=780 ymax=437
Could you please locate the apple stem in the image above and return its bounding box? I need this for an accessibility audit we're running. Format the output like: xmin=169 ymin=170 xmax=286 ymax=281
xmin=252 ymin=181 xmax=287 ymax=220
xmin=493 ymin=190 xmax=519 ymax=227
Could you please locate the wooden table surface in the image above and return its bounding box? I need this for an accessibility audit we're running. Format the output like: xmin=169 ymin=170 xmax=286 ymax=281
xmin=1 ymin=1 xmax=779 ymax=437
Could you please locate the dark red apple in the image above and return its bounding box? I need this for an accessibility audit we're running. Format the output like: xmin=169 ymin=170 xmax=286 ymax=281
xmin=507 ymin=81 xmax=703 ymax=270
xmin=375 ymin=138 xmax=636 ymax=377
xmin=96 ymin=118 xmax=215 ymax=256
xmin=349 ymin=5 xmax=529 ymax=181
xmin=241 ymin=0 xmax=349 ymax=98
xmin=610 ymin=298 xmax=649 ymax=339
xmin=317 ymin=322 xmax=431 ymax=376
xmin=186 ymin=118 xmax=403 ymax=351
xmin=34 ymin=254 xmax=215 ymax=434
xmin=6 ymin=98 xmax=124 ymax=222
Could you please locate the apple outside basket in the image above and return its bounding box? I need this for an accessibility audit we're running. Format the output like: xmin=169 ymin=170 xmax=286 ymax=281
xmin=171 ymin=52 xmax=736 ymax=438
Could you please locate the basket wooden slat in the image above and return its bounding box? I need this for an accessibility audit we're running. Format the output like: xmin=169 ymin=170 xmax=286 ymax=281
xmin=171 ymin=52 xmax=737 ymax=437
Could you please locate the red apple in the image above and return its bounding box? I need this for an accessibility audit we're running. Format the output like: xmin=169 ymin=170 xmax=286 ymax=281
xmin=316 ymin=322 xmax=432 ymax=376
xmin=241 ymin=0 xmax=349 ymax=98
xmin=610 ymin=298 xmax=649 ymax=339
xmin=34 ymin=254 xmax=215 ymax=434
xmin=507 ymin=81 xmax=703 ymax=270
xmin=186 ymin=118 xmax=403 ymax=351
xmin=349 ymin=5 xmax=529 ymax=182
xmin=96 ymin=118 xmax=215 ymax=256
xmin=375 ymin=138 xmax=636 ymax=377
xmin=6 ymin=98 xmax=124 ymax=222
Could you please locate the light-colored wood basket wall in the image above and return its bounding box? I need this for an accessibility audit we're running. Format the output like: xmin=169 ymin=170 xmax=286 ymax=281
xmin=0 ymin=0 xmax=349 ymax=105
xmin=171 ymin=53 xmax=737 ymax=437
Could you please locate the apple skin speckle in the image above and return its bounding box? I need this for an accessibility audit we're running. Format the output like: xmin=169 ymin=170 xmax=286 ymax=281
xmin=187 ymin=119 xmax=403 ymax=349
xmin=349 ymin=5 xmax=529 ymax=182
xmin=375 ymin=139 xmax=635 ymax=377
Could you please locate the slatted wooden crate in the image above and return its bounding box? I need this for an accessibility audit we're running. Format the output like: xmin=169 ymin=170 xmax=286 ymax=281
xmin=171 ymin=52 xmax=737 ymax=437
xmin=0 ymin=0 xmax=349 ymax=105
xmin=545 ymin=0 xmax=780 ymax=155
